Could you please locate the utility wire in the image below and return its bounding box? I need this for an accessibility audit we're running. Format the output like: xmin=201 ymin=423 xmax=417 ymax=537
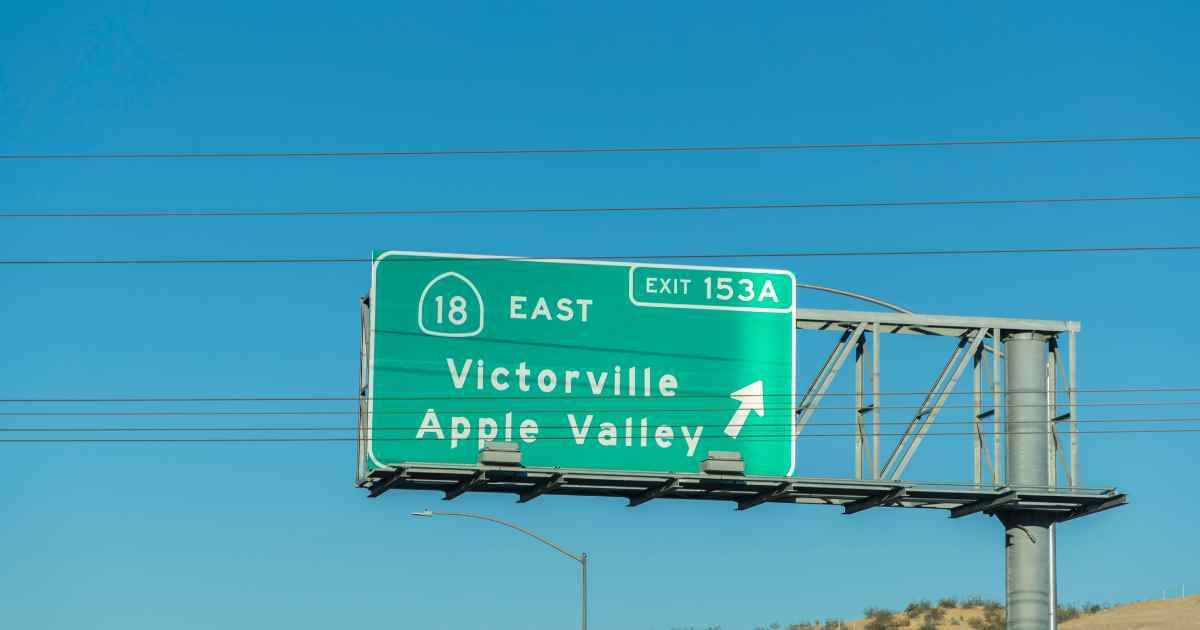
xmin=4 ymin=386 xmax=1200 ymax=403
xmin=2 ymin=245 xmax=1199 ymax=266
xmin=2 ymin=428 xmax=1199 ymax=443
xmin=3 ymin=193 xmax=1199 ymax=220
xmin=5 ymin=416 xmax=1200 ymax=432
xmin=3 ymin=134 xmax=1199 ymax=161
xmin=4 ymin=399 xmax=1199 ymax=416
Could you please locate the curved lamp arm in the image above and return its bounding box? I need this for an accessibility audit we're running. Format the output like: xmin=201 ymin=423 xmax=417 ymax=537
xmin=796 ymin=283 xmax=913 ymax=314
xmin=411 ymin=509 xmax=582 ymax=563
xmin=797 ymin=283 xmax=1000 ymax=355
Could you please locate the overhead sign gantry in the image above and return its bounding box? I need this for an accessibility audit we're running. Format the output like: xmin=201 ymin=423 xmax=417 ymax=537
xmin=357 ymin=250 xmax=1127 ymax=630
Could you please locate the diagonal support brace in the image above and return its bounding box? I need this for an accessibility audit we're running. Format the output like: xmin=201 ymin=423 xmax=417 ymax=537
xmin=368 ymin=467 xmax=407 ymax=498
xmin=518 ymin=473 xmax=564 ymax=503
xmin=949 ymin=490 xmax=1020 ymax=519
xmin=627 ymin=478 xmax=680 ymax=507
xmin=737 ymin=482 xmax=793 ymax=511
xmin=443 ymin=470 xmax=487 ymax=501
xmin=795 ymin=324 xmax=868 ymax=435
xmin=842 ymin=487 xmax=907 ymax=515
xmin=885 ymin=328 xmax=989 ymax=481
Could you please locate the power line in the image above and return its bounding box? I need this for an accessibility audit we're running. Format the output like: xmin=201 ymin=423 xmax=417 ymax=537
xmin=3 ymin=134 xmax=1199 ymax=161
xmin=4 ymin=399 xmax=1199 ymax=416
xmin=4 ymin=193 xmax=1199 ymax=220
xmin=2 ymin=245 xmax=1199 ymax=266
xmin=1 ymin=427 xmax=1198 ymax=443
xmin=4 ymin=416 xmax=1200 ymax=432
xmin=4 ymin=386 xmax=1200 ymax=403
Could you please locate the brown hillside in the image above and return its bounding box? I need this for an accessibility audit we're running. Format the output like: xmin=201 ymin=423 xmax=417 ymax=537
xmin=843 ymin=606 xmax=988 ymax=628
xmin=831 ymin=596 xmax=1199 ymax=629
xmin=1060 ymin=595 xmax=1200 ymax=629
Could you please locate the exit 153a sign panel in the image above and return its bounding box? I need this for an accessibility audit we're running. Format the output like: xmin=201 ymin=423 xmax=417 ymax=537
xmin=364 ymin=251 xmax=797 ymax=476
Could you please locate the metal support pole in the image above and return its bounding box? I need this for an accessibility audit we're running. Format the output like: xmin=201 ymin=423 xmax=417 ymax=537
xmin=1047 ymin=342 xmax=1058 ymax=488
xmin=1002 ymin=332 xmax=1056 ymax=629
xmin=1068 ymin=331 xmax=1078 ymax=488
xmin=993 ymin=327 xmax=1002 ymax=484
xmin=974 ymin=346 xmax=983 ymax=486
xmin=855 ymin=336 xmax=865 ymax=480
xmin=581 ymin=552 xmax=588 ymax=630
xmin=1001 ymin=510 xmax=1057 ymax=630
xmin=872 ymin=323 xmax=880 ymax=480
xmin=357 ymin=297 xmax=371 ymax=483
xmin=1049 ymin=524 xmax=1057 ymax=626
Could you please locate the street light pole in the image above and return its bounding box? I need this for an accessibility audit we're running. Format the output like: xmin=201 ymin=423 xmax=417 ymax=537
xmin=411 ymin=509 xmax=588 ymax=630
xmin=580 ymin=551 xmax=588 ymax=630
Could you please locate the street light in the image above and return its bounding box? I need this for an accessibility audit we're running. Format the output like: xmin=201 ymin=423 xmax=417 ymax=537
xmin=411 ymin=509 xmax=588 ymax=630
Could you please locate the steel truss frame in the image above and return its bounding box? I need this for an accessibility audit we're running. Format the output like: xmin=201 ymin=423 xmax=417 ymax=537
xmin=793 ymin=308 xmax=1081 ymax=489
xmin=360 ymin=306 xmax=1120 ymax=521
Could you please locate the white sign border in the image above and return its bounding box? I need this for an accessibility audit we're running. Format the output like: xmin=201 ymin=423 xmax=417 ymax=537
xmin=366 ymin=250 xmax=799 ymax=476
xmin=627 ymin=263 xmax=796 ymax=313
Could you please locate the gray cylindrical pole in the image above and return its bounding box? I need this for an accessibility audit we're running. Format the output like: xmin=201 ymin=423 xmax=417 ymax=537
xmin=1002 ymin=332 xmax=1056 ymax=629
xmin=1005 ymin=333 xmax=1049 ymax=490
xmin=581 ymin=552 xmax=588 ymax=630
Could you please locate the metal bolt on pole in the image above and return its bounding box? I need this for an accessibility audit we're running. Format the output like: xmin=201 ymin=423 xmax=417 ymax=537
xmin=1002 ymin=332 xmax=1057 ymax=629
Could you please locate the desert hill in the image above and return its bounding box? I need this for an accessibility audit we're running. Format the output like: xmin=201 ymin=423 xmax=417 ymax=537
xmin=752 ymin=594 xmax=1199 ymax=629
xmin=1060 ymin=594 xmax=1199 ymax=629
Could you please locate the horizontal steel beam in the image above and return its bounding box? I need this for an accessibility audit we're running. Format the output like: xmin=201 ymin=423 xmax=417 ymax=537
xmin=795 ymin=308 xmax=1080 ymax=337
xmin=1058 ymin=494 xmax=1129 ymax=523
xmin=362 ymin=463 xmax=1123 ymax=521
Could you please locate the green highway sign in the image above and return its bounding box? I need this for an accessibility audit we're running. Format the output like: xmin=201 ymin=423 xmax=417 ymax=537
xmin=362 ymin=251 xmax=797 ymax=476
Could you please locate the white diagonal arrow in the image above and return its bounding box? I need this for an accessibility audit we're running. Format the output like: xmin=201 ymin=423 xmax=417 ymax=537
xmin=724 ymin=380 xmax=765 ymax=438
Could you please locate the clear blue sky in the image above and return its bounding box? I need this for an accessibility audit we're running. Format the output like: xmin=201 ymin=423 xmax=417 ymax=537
xmin=2 ymin=3 xmax=1198 ymax=629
